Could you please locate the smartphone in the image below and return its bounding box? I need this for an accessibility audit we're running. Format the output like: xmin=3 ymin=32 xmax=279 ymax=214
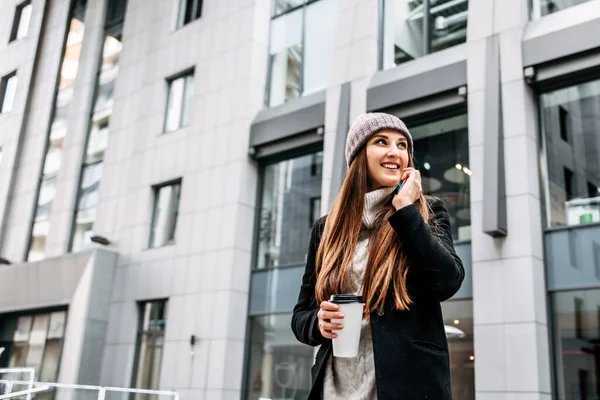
xmin=396 ymin=180 xmax=405 ymax=194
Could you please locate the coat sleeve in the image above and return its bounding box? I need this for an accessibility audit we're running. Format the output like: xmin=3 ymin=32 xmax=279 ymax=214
xmin=291 ymin=217 xmax=329 ymax=347
xmin=387 ymin=197 xmax=465 ymax=302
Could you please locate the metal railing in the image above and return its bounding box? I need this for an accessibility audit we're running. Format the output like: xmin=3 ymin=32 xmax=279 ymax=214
xmin=0 ymin=369 xmax=179 ymax=400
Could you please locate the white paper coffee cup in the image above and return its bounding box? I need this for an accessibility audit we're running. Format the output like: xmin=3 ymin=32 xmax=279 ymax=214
xmin=330 ymin=294 xmax=364 ymax=358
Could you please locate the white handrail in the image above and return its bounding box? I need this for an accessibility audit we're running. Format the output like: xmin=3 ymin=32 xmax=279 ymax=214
xmin=0 ymin=379 xmax=180 ymax=400
xmin=0 ymin=368 xmax=35 ymax=400
xmin=0 ymin=385 xmax=50 ymax=399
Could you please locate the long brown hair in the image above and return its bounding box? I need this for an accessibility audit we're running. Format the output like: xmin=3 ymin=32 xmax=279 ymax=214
xmin=315 ymin=147 xmax=430 ymax=318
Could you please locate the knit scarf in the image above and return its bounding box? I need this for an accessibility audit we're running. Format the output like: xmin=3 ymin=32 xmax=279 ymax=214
xmin=362 ymin=186 xmax=396 ymax=229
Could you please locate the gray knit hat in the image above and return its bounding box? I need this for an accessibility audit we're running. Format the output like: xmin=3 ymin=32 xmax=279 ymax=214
xmin=345 ymin=113 xmax=413 ymax=167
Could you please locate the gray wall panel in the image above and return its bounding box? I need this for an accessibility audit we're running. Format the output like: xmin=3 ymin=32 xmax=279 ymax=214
xmin=523 ymin=15 xmax=600 ymax=67
xmin=250 ymin=91 xmax=327 ymax=149
xmin=367 ymin=60 xmax=467 ymax=112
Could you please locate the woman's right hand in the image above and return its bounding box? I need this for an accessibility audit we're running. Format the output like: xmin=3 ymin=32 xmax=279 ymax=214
xmin=317 ymin=301 xmax=344 ymax=339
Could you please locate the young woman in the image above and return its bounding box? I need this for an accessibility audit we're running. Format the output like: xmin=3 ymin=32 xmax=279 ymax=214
xmin=291 ymin=113 xmax=464 ymax=399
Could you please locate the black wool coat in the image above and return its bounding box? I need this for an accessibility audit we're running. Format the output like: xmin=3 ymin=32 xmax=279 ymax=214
xmin=291 ymin=197 xmax=465 ymax=400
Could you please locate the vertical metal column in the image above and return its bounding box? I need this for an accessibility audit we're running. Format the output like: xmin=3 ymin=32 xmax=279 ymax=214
xmin=423 ymin=0 xmax=431 ymax=55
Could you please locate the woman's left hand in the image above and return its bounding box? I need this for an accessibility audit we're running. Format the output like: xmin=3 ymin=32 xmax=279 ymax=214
xmin=392 ymin=167 xmax=422 ymax=210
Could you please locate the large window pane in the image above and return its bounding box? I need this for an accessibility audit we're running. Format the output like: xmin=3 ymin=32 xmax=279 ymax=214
xmin=441 ymin=299 xmax=475 ymax=400
xmin=411 ymin=113 xmax=470 ymax=241
xmin=382 ymin=0 xmax=468 ymax=69
xmin=268 ymin=9 xmax=302 ymax=107
xmin=245 ymin=314 xmax=313 ymax=400
xmin=303 ymin=0 xmax=336 ymax=95
xmin=0 ymin=311 xmax=66 ymax=389
xmin=149 ymin=181 xmax=182 ymax=248
xmin=256 ymin=151 xmax=323 ymax=269
xmin=28 ymin=6 xmax=86 ymax=261
xmin=540 ymin=79 xmax=600 ymax=228
xmin=551 ymin=289 xmax=600 ymax=399
xmin=267 ymin=0 xmax=338 ymax=107
xmin=132 ymin=301 xmax=167 ymax=398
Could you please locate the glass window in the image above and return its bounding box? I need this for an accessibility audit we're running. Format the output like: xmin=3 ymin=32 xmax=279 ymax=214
xmin=531 ymin=0 xmax=594 ymax=18
xmin=71 ymin=162 xmax=103 ymax=252
xmin=410 ymin=113 xmax=470 ymax=241
xmin=267 ymin=0 xmax=337 ymax=107
xmin=256 ymin=151 xmax=323 ymax=269
xmin=28 ymin=8 xmax=86 ymax=261
xmin=540 ymin=79 xmax=600 ymax=228
xmin=132 ymin=301 xmax=168 ymax=397
xmin=0 ymin=311 xmax=66 ymax=382
xmin=0 ymin=72 xmax=18 ymax=113
xmin=245 ymin=314 xmax=314 ymax=400
xmin=164 ymin=72 xmax=194 ymax=132
xmin=9 ymin=1 xmax=32 ymax=42
xmin=177 ymin=0 xmax=203 ymax=27
xmin=382 ymin=0 xmax=469 ymax=69
xmin=70 ymin=29 xmax=124 ymax=253
xmin=441 ymin=299 xmax=474 ymax=400
xmin=149 ymin=181 xmax=182 ymax=248
xmin=245 ymin=304 xmax=473 ymax=400
xmin=551 ymin=289 xmax=600 ymax=399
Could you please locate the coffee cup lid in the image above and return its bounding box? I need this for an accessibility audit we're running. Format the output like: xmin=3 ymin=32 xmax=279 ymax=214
xmin=330 ymin=294 xmax=363 ymax=304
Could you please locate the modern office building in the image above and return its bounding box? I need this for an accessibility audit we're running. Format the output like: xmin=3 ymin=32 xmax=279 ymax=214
xmin=0 ymin=0 xmax=599 ymax=398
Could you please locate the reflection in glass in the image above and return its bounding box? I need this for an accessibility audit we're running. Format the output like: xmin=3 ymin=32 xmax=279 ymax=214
xmin=441 ymin=300 xmax=475 ymax=400
xmin=273 ymin=0 xmax=304 ymax=16
xmin=410 ymin=113 xmax=470 ymax=241
xmin=149 ymin=182 xmax=182 ymax=248
xmin=246 ymin=314 xmax=313 ymax=400
xmin=70 ymin=29 xmax=125 ymax=252
xmin=267 ymin=0 xmax=337 ymax=107
xmin=540 ymin=79 xmax=600 ymax=228
xmin=382 ymin=0 xmax=469 ymax=69
xmin=132 ymin=301 xmax=167 ymax=399
xmin=257 ymin=151 xmax=323 ymax=269
xmin=532 ymin=0 xmax=593 ymax=18
xmin=28 ymin=8 xmax=86 ymax=261
xmin=551 ymin=289 xmax=600 ymax=399
xmin=0 ymin=72 xmax=18 ymax=113
xmin=86 ymin=121 xmax=109 ymax=163
xmin=36 ymin=177 xmax=57 ymax=220
xmin=0 ymin=310 xmax=66 ymax=392
xmin=164 ymin=73 xmax=194 ymax=132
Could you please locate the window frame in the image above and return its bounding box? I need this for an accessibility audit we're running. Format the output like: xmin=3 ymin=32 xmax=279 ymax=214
xmin=0 ymin=71 xmax=18 ymax=113
xmin=251 ymin=144 xmax=324 ymax=271
xmin=9 ymin=0 xmax=32 ymax=42
xmin=265 ymin=0 xmax=333 ymax=107
xmin=148 ymin=179 xmax=182 ymax=248
xmin=176 ymin=0 xmax=203 ymax=28
xmin=537 ymin=73 xmax=600 ymax=231
xmin=130 ymin=300 xmax=168 ymax=395
xmin=163 ymin=69 xmax=194 ymax=133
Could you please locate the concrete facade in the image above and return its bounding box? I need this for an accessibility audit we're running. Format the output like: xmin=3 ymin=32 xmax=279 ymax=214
xmin=1 ymin=0 xmax=600 ymax=399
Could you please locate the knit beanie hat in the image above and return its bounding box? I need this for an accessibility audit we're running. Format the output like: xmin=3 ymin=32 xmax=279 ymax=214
xmin=345 ymin=113 xmax=413 ymax=167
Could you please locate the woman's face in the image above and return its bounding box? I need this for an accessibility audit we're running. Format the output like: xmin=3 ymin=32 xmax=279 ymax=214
xmin=365 ymin=130 xmax=410 ymax=190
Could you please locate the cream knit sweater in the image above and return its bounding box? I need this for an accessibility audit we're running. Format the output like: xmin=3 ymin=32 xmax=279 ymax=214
xmin=321 ymin=186 xmax=396 ymax=400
